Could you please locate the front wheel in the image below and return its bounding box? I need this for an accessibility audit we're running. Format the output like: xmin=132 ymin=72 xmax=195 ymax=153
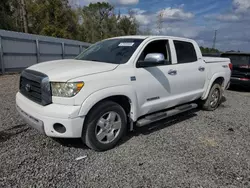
xmin=200 ymin=83 xmax=222 ymax=111
xmin=82 ymin=101 xmax=127 ymax=151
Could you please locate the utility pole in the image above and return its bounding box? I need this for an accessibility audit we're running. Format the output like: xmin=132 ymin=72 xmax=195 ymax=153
xmin=157 ymin=9 xmax=165 ymax=35
xmin=212 ymin=30 xmax=217 ymax=49
xmin=20 ymin=0 xmax=28 ymax=33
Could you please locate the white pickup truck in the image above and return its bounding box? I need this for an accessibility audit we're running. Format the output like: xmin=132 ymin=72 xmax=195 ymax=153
xmin=16 ymin=36 xmax=232 ymax=151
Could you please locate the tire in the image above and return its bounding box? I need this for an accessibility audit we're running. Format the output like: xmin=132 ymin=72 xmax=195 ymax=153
xmin=201 ymin=83 xmax=222 ymax=111
xmin=82 ymin=101 xmax=127 ymax=151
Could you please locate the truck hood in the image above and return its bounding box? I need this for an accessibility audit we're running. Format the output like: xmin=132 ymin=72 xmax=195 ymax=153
xmin=27 ymin=59 xmax=118 ymax=81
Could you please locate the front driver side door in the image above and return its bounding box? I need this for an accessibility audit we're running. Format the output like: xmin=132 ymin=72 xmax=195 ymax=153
xmin=132 ymin=39 xmax=174 ymax=117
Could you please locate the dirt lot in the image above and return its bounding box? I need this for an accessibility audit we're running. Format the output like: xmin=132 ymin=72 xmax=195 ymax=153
xmin=0 ymin=74 xmax=250 ymax=188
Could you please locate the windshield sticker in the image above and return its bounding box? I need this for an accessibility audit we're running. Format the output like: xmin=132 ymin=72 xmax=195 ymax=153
xmin=118 ymin=42 xmax=134 ymax=47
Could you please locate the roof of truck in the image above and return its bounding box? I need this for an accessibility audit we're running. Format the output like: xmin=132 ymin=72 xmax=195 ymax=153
xmin=111 ymin=35 xmax=194 ymax=42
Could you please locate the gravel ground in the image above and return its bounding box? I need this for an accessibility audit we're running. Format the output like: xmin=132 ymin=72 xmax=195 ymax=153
xmin=0 ymin=74 xmax=250 ymax=188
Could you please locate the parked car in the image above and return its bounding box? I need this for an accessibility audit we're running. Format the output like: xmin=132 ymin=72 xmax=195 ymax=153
xmin=221 ymin=52 xmax=250 ymax=89
xmin=16 ymin=36 xmax=232 ymax=151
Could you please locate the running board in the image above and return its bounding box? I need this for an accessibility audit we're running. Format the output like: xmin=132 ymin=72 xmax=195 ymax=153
xmin=136 ymin=103 xmax=198 ymax=127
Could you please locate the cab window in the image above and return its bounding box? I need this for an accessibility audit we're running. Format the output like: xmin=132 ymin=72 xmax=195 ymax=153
xmin=137 ymin=40 xmax=171 ymax=65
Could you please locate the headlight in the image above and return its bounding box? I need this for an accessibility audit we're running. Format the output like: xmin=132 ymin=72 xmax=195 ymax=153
xmin=51 ymin=82 xmax=84 ymax=97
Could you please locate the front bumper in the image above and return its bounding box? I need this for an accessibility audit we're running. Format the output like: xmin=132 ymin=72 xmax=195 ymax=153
xmin=16 ymin=92 xmax=85 ymax=138
xmin=230 ymin=77 xmax=250 ymax=88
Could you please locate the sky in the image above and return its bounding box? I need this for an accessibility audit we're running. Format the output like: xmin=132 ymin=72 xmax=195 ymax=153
xmin=75 ymin=0 xmax=250 ymax=52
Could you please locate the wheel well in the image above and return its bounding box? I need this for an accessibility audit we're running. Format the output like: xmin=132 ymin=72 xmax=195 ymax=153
xmin=213 ymin=77 xmax=224 ymax=86
xmin=105 ymin=95 xmax=131 ymax=115
xmin=90 ymin=95 xmax=131 ymax=116
xmin=202 ymin=77 xmax=225 ymax=100
xmin=85 ymin=95 xmax=133 ymax=131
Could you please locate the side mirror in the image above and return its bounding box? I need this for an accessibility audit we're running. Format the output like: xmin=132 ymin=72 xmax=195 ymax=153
xmin=138 ymin=53 xmax=169 ymax=68
xmin=144 ymin=53 xmax=165 ymax=62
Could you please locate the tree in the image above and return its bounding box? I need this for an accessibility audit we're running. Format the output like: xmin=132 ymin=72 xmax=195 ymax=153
xmin=118 ymin=16 xmax=137 ymax=36
xmin=0 ymin=0 xmax=16 ymax=30
xmin=20 ymin=0 xmax=28 ymax=33
xmin=79 ymin=2 xmax=138 ymax=43
xmin=0 ymin=1 xmax=138 ymax=42
xmin=200 ymin=46 xmax=221 ymax=54
xmin=26 ymin=0 xmax=79 ymax=39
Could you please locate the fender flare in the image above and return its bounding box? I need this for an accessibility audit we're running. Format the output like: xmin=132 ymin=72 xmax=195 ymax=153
xmin=202 ymin=72 xmax=226 ymax=100
xmin=78 ymin=85 xmax=139 ymax=121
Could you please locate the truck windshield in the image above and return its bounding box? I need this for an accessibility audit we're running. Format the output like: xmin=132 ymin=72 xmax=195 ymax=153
xmin=75 ymin=38 xmax=144 ymax=64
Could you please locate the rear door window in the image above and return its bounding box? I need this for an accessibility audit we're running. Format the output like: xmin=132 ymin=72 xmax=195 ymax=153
xmin=174 ymin=41 xmax=197 ymax=63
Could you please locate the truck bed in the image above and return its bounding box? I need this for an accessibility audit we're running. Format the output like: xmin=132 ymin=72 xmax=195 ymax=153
xmin=201 ymin=56 xmax=231 ymax=98
xmin=203 ymin=57 xmax=230 ymax=63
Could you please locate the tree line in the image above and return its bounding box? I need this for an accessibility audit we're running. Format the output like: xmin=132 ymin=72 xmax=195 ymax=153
xmin=1 ymin=0 xmax=221 ymax=52
xmin=0 ymin=0 xmax=138 ymax=43
xmin=200 ymin=46 xmax=221 ymax=54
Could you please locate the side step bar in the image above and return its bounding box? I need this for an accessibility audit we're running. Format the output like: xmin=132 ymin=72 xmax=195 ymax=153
xmin=136 ymin=103 xmax=198 ymax=127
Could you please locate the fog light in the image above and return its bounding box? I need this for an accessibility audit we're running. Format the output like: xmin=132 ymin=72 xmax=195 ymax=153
xmin=53 ymin=123 xmax=66 ymax=133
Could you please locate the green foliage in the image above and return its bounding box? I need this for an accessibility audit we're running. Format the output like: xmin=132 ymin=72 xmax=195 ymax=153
xmin=200 ymin=46 xmax=221 ymax=54
xmin=26 ymin=0 xmax=79 ymax=38
xmin=1 ymin=0 xmax=138 ymax=43
xmin=78 ymin=2 xmax=137 ymax=43
xmin=0 ymin=0 xmax=16 ymax=30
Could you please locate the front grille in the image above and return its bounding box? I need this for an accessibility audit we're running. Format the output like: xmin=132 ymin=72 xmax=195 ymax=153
xmin=19 ymin=69 xmax=52 ymax=106
xmin=20 ymin=76 xmax=42 ymax=103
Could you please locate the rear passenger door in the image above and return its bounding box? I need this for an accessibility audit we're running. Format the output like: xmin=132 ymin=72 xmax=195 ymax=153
xmin=169 ymin=40 xmax=206 ymax=103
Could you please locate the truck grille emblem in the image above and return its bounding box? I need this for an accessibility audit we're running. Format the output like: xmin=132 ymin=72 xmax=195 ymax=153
xmin=25 ymin=83 xmax=31 ymax=92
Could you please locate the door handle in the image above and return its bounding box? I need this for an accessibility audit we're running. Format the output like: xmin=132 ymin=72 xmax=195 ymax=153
xmin=168 ymin=69 xmax=177 ymax=75
xmin=198 ymin=67 xmax=205 ymax=71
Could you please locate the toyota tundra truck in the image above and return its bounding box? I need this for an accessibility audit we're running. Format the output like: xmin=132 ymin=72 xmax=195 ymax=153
xmin=16 ymin=36 xmax=232 ymax=151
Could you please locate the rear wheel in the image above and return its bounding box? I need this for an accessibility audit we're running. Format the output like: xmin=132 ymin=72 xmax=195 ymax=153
xmin=82 ymin=101 xmax=127 ymax=151
xmin=201 ymin=83 xmax=222 ymax=111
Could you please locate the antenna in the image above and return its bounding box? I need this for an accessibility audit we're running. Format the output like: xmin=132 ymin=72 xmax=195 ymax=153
xmin=212 ymin=30 xmax=217 ymax=49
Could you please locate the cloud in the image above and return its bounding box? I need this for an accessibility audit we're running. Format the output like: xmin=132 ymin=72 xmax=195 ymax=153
xmin=129 ymin=8 xmax=152 ymax=25
xmin=160 ymin=24 xmax=206 ymax=38
xmin=131 ymin=8 xmax=146 ymax=14
xmin=205 ymin=0 xmax=250 ymax=22
xmin=233 ymin=0 xmax=250 ymax=13
xmin=114 ymin=0 xmax=139 ymax=6
xmin=132 ymin=7 xmax=197 ymax=40
xmin=194 ymin=3 xmax=219 ymax=16
xmin=135 ymin=14 xmax=151 ymax=25
xmin=158 ymin=8 xmax=194 ymax=21
xmin=132 ymin=7 xmax=194 ymax=27
xmin=213 ymin=14 xmax=241 ymax=22
xmin=193 ymin=19 xmax=250 ymax=52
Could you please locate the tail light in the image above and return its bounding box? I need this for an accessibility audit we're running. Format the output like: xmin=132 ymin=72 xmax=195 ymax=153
xmin=239 ymin=78 xmax=250 ymax=81
xmin=229 ymin=63 xmax=233 ymax=71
